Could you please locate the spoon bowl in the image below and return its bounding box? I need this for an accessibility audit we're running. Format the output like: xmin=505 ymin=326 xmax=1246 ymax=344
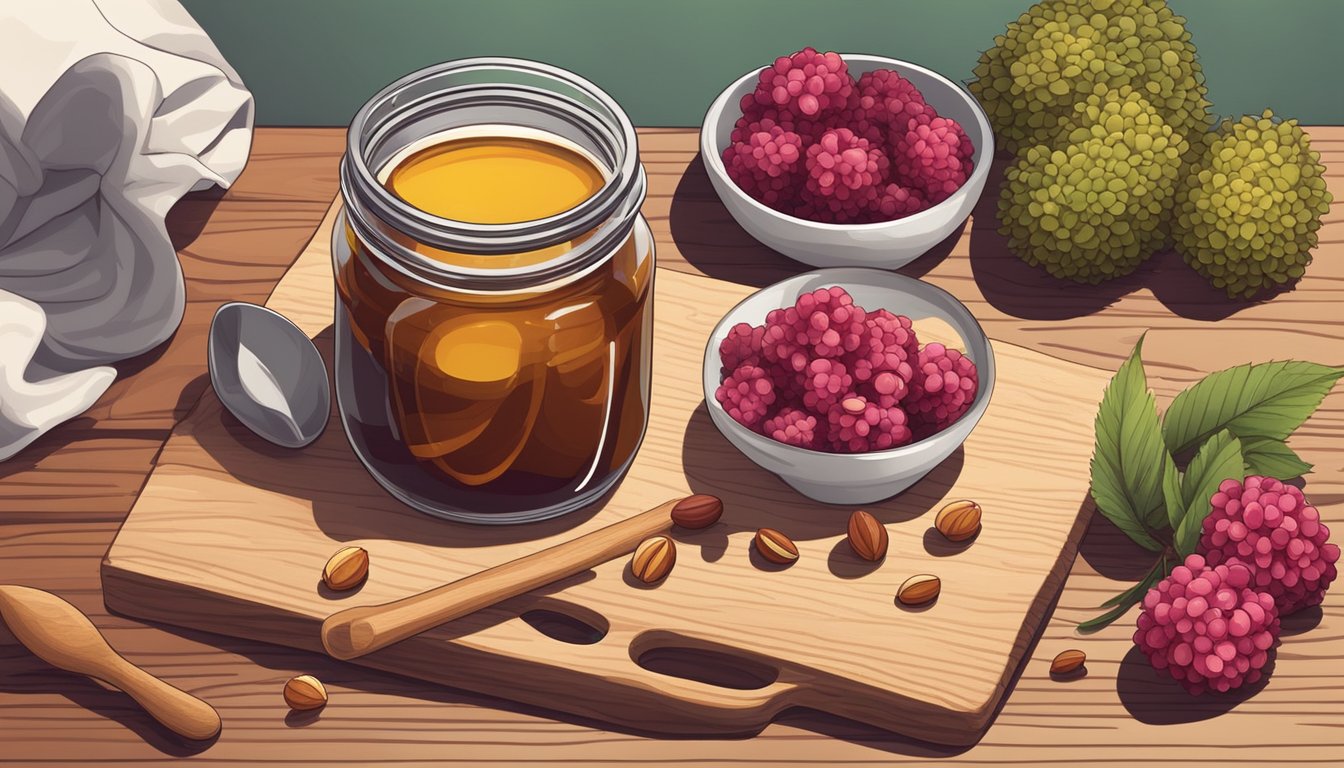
xmin=208 ymin=302 xmax=329 ymax=448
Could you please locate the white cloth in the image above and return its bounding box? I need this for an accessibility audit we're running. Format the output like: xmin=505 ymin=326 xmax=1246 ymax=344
xmin=0 ymin=0 xmax=252 ymax=459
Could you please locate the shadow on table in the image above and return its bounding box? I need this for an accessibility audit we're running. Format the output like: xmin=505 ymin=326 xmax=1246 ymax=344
xmin=667 ymin=153 xmax=961 ymax=289
xmin=1074 ymin=505 xmax=1163 ymax=583
xmin=0 ymin=649 xmax=217 ymax=756
xmin=966 ymin=156 xmax=1292 ymax=323
xmin=127 ymin=616 xmax=983 ymax=758
xmin=1117 ymin=644 xmax=1275 ymax=724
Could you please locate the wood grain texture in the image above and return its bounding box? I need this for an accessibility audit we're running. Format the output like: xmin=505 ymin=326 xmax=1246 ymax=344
xmin=103 ymin=200 xmax=1106 ymax=743
xmin=1 ymin=126 xmax=1342 ymax=765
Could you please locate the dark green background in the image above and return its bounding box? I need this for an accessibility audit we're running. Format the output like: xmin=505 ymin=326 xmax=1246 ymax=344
xmin=180 ymin=0 xmax=1340 ymax=127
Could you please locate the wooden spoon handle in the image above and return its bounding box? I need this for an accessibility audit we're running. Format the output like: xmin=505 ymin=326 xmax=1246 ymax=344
xmin=100 ymin=658 xmax=223 ymax=741
xmin=322 ymin=497 xmax=684 ymax=660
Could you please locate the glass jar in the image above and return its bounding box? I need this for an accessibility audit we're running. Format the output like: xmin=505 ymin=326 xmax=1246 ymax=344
xmin=333 ymin=58 xmax=653 ymax=524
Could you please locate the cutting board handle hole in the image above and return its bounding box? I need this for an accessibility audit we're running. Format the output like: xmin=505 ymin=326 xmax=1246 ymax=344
xmin=633 ymin=643 xmax=780 ymax=691
xmin=520 ymin=608 xmax=608 ymax=645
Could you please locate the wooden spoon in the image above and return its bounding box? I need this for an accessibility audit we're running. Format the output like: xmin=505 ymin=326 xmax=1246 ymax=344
xmin=322 ymin=494 xmax=721 ymax=660
xmin=0 ymin=585 xmax=221 ymax=741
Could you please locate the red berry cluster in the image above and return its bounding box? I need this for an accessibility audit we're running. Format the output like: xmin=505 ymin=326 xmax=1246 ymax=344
xmin=724 ymin=48 xmax=975 ymax=224
xmin=715 ymin=286 xmax=980 ymax=453
xmin=1133 ymin=476 xmax=1338 ymax=696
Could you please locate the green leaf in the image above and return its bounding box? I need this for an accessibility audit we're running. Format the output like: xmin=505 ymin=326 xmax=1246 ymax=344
xmin=1162 ymin=361 xmax=1344 ymax=456
xmin=1161 ymin=451 xmax=1184 ymax=532
xmin=1089 ymin=336 xmax=1166 ymax=552
xmin=1080 ymin=557 xmax=1169 ymax=633
xmin=1242 ymin=437 xmax=1313 ymax=479
xmin=1174 ymin=430 xmax=1244 ymax=558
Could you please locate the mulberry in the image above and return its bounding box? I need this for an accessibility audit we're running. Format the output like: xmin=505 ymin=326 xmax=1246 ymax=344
xmin=722 ymin=126 xmax=805 ymax=209
xmin=744 ymin=47 xmax=853 ymax=118
xmin=892 ymin=115 xmax=975 ymax=204
xmin=1199 ymin=476 xmax=1339 ymax=615
xmin=906 ymin=342 xmax=979 ymax=435
xmin=763 ymin=407 xmax=820 ymax=449
xmin=715 ymin=364 xmax=776 ymax=430
xmin=803 ymin=128 xmax=888 ymax=223
xmin=1134 ymin=555 xmax=1279 ymax=695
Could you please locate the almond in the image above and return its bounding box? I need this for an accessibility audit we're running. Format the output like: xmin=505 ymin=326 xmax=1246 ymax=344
xmin=323 ymin=546 xmax=369 ymax=591
xmin=283 ymin=674 xmax=328 ymax=711
xmin=670 ymin=494 xmax=723 ymax=529
xmin=846 ymin=510 xmax=888 ymax=561
xmin=1050 ymin=649 xmax=1087 ymax=676
xmin=631 ymin=536 xmax=676 ymax=583
xmin=754 ymin=528 xmax=799 ymax=565
xmin=897 ymin=574 xmax=941 ymax=606
xmin=935 ymin=500 xmax=982 ymax=542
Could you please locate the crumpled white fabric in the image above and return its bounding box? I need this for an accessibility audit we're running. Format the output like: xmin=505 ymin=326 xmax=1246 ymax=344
xmin=0 ymin=0 xmax=253 ymax=460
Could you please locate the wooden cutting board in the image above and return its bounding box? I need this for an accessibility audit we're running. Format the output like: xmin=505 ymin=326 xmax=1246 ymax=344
xmin=102 ymin=202 xmax=1111 ymax=745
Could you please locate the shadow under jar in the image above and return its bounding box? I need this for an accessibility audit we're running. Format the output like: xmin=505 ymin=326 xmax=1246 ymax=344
xmin=333 ymin=58 xmax=653 ymax=524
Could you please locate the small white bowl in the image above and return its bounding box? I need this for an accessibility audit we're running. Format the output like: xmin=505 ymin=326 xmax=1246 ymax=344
xmin=700 ymin=54 xmax=994 ymax=270
xmin=702 ymin=268 xmax=995 ymax=504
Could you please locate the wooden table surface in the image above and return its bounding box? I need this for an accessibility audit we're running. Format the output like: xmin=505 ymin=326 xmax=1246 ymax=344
xmin=0 ymin=126 xmax=1340 ymax=766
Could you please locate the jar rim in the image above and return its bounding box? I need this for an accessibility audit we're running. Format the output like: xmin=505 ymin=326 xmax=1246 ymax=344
xmin=341 ymin=57 xmax=645 ymax=289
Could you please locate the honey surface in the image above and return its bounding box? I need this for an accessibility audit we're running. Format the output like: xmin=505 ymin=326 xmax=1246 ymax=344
xmin=384 ymin=133 xmax=605 ymax=225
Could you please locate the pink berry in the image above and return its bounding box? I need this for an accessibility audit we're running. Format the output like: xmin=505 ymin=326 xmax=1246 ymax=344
xmin=869 ymin=182 xmax=927 ymax=221
xmin=715 ymin=364 xmax=776 ymax=430
xmin=745 ymin=47 xmax=854 ymax=118
xmin=722 ymin=126 xmax=804 ymax=208
xmin=1199 ymin=476 xmax=1338 ymax=615
xmin=825 ymin=394 xmax=913 ymax=452
xmin=802 ymin=128 xmax=888 ymax=223
xmin=763 ymin=407 xmax=820 ymax=449
xmin=846 ymin=308 xmax=918 ymax=402
xmin=855 ymin=68 xmax=930 ymax=135
xmin=719 ymin=322 xmax=765 ymax=374
xmin=800 ymin=357 xmax=853 ymax=413
xmin=905 ymin=342 xmax=979 ymax=436
xmin=1134 ymin=554 xmax=1280 ymax=695
xmin=891 ymin=114 xmax=974 ymax=205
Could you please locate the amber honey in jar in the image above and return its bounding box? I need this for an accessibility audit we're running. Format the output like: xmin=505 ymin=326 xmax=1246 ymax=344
xmin=334 ymin=59 xmax=652 ymax=523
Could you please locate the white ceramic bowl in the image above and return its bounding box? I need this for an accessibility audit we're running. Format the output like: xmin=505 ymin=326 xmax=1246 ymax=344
xmin=702 ymin=269 xmax=995 ymax=504
xmin=700 ymin=54 xmax=994 ymax=269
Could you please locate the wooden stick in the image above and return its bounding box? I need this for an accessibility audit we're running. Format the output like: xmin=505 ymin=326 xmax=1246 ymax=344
xmin=321 ymin=496 xmax=695 ymax=660
xmin=0 ymin=585 xmax=221 ymax=741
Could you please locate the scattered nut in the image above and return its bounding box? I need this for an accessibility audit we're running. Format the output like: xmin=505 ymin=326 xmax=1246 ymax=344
xmin=897 ymin=574 xmax=941 ymax=606
xmin=1050 ymin=649 xmax=1087 ymax=676
xmin=754 ymin=528 xmax=799 ymax=565
xmin=935 ymin=500 xmax=982 ymax=542
xmin=847 ymin=510 xmax=888 ymax=561
xmin=283 ymin=674 xmax=328 ymax=711
xmin=323 ymin=546 xmax=369 ymax=591
xmin=631 ymin=536 xmax=676 ymax=583
xmin=670 ymin=494 xmax=723 ymax=529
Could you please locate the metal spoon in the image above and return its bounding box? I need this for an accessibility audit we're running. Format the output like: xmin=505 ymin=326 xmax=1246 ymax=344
xmin=207 ymin=302 xmax=329 ymax=448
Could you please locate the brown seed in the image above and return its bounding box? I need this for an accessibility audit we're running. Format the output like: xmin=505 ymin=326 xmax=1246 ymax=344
xmin=1050 ymin=649 xmax=1087 ymax=676
xmin=897 ymin=574 xmax=941 ymax=606
xmin=323 ymin=546 xmax=369 ymax=591
xmin=754 ymin=528 xmax=799 ymax=564
xmin=670 ymin=494 xmax=723 ymax=529
xmin=846 ymin=510 xmax=888 ymax=561
xmin=283 ymin=674 xmax=328 ymax=711
xmin=631 ymin=536 xmax=676 ymax=583
xmin=935 ymin=500 xmax=982 ymax=542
